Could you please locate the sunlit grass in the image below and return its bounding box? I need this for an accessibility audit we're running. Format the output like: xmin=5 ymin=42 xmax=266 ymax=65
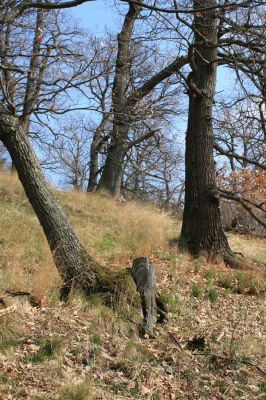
xmin=0 ymin=169 xmax=175 ymax=299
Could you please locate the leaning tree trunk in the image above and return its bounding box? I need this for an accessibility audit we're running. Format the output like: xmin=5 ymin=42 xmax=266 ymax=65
xmin=0 ymin=105 xmax=167 ymax=330
xmin=179 ymin=0 xmax=234 ymax=263
xmin=0 ymin=105 xmax=100 ymax=298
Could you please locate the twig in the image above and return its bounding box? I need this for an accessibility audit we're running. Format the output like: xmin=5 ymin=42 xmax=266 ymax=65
xmin=241 ymin=359 xmax=266 ymax=376
xmin=168 ymin=332 xmax=183 ymax=350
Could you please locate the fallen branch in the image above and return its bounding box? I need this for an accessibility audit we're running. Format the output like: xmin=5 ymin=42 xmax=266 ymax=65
xmin=0 ymin=290 xmax=31 ymax=303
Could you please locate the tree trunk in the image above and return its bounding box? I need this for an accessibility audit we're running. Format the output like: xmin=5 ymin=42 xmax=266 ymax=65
xmin=97 ymin=2 xmax=141 ymax=197
xmin=97 ymin=0 xmax=189 ymax=198
xmin=87 ymin=139 xmax=99 ymax=193
xmin=0 ymin=106 xmax=99 ymax=298
xmin=179 ymin=0 xmax=233 ymax=261
xmin=97 ymin=141 xmax=125 ymax=198
xmin=87 ymin=114 xmax=109 ymax=193
xmin=131 ymin=257 xmax=157 ymax=337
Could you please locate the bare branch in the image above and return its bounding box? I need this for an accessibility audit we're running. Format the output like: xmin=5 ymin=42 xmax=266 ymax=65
xmin=214 ymin=143 xmax=266 ymax=170
xmin=125 ymin=129 xmax=157 ymax=150
xmin=0 ymin=63 xmax=25 ymax=74
xmin=128 ymin=55 xmax=188 ymax=105
xmin=120 ymin=0 xmax=254 ymax=14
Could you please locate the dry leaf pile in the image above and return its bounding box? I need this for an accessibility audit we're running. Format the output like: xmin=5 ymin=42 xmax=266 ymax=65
xmin=0 ymin=254 xmax=265 ymax=400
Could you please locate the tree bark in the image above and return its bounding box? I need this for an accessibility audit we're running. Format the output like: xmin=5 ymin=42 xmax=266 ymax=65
xmin=131 ymin=257 xmax=157 ymax=337
xmin=179 ymin=0 xmax=233 ymax=262
xmin=97 ymin=2 xmax=140 ymax=197
xmin=87 ymin=115 xmax=109 ymax=193
xmin=87 ymin=137 xmax=99 ymax=193
xmin=0 ymin=104 xmax=99 ymax=298
xmin=97 ymin=141 xmax=126 ymax=198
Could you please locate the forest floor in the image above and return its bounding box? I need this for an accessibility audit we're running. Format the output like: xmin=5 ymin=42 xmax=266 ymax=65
xmin=0 ymin=170 xmax=265 ymax=400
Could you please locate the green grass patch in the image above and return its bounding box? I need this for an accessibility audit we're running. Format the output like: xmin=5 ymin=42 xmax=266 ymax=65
xmin=204 ymin=269 xmax=216 ymax=286
xmin=208 ymin=288 xmax=218 ymax=304
xmin=114 ymin=383 xmax=140 ymax=398
xmin=0 ymin=337 xmax=19 ymax=352
xmin=159 ymin=288 xmax=181 ymax=312
xmin=90 ymin=334 xmax=101 ymax=345
xmin=98 ymin=233 xmax=116 ymax=252
xmin=258 ymin=380 xmax=266 ymax=393
xmin=0 ymin=374 xmax=15 ymax=384
xmin=191 ymin=283 xmax=202 ymax=298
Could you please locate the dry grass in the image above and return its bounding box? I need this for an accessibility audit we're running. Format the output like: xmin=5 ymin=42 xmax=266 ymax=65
xmin=0 ymin=169 xmax=175 ymax=298
xmin=0 ymin=169 xmax=266 ymax=400
xmin=0 ymin=169 xmax=264 ymax=301
xmin=0 ymin=171 xmax=58 ymax=300
xmin=58 ymin=380 xmax=91 ymax=400
xmin=60 ymin=190 xmax=175 ymax=258
xmin=228 ymin=233 xmax=266 ymax=266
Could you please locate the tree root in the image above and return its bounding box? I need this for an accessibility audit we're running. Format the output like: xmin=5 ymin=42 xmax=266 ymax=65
xmin=224 ymin=254 xmax=255 ymax=271
xmin=60 ymin=257 xmax=168 ymax=337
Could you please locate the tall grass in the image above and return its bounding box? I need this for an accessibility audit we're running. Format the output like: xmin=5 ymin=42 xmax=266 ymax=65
xmin=61 ymin=190 xmax=175 ymax=258
xmin=0 ymin=169 xmax=174 ymax=297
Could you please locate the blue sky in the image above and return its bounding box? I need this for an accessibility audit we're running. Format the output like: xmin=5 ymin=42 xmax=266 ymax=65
xmin=69 ymin=0 xmax=123 ymax=34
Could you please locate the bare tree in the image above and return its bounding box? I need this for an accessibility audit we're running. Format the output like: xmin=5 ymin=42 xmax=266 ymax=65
xmin=97 ymin=1 xmax=188 ymax=198
xmin=42 ymin=116 xmax=92 ymax=190
xmin=123 ymin=126 xmax=183 ymax=208
xmin=179 ymin=0 xmax=234 ymax=263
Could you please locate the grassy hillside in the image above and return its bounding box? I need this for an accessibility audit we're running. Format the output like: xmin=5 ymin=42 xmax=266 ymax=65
xmin=0 ymin=170 xmax=175 ymax=299
xmin=0 ymin=169 xmax=265 ymax=400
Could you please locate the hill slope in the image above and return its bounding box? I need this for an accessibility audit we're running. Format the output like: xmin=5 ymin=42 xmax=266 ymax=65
xmin=0 ymin=170 xmax=265 ymax=400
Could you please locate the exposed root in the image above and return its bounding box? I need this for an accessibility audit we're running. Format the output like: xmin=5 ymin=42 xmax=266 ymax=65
xmin=224 ymin=254 xmax=255 ymax=271
xmin=60 ymin=258 xmax=168 ymax=337
xmin=233 ymin=251 xmax=244 ymax=258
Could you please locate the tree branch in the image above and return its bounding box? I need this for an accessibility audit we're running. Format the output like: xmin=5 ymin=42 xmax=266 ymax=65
xmin=128 ymin=56 xmax=188 ymax=105
xmin=0 ymin=63 xmax=25 ymax=74
xmin=125 ymin=130 xmax=157 ymax=150
xmin=17 ymin=0 xmax=95 ymax=10
xmin=219 ymin=189 xmax=266 ymax=229
xmin=120 ymin=0 xmax=253 ymax=14
xmin=1 ymin=0 xmax=96 ymax=23
xmin=214 ymin=143 xmax=266 ymax=170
